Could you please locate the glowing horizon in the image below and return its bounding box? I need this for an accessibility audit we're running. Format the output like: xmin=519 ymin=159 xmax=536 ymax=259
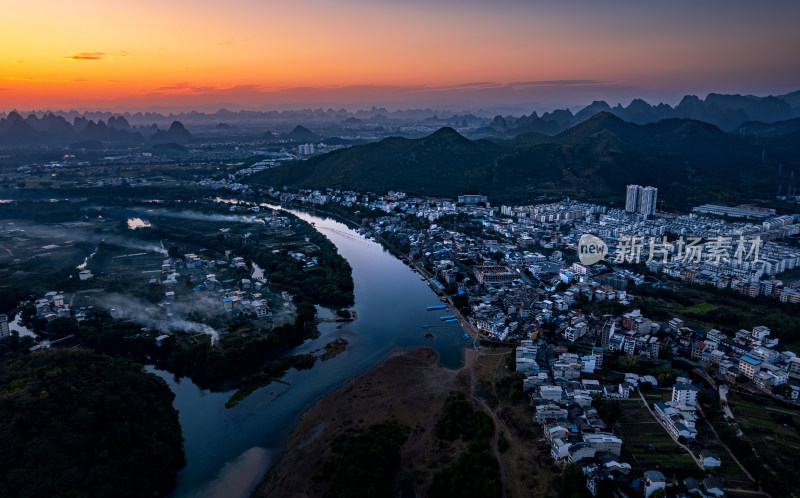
xmin=2 ymin=0 xmax=799 ymax=112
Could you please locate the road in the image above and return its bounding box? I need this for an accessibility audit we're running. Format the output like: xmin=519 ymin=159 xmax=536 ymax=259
xmin=718 ymin=385 xmax=736 ymax=422
xmin=692 ymin=367 xmax=717 ymax=389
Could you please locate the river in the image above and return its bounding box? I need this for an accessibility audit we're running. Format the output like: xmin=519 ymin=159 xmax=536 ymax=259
xmin=150 ymin=204 xmax=468 ymax=497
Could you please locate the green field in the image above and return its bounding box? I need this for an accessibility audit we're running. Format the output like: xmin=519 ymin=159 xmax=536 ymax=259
xmin=682 ymin=302 xmax=718 ymax=315
xmin=691 ymin=411 xmax=752 ymax=487
xmin=614 ymin=399 xmax=699 ymax=474
xmin=727 ymin=392 xmax=800 ymax=493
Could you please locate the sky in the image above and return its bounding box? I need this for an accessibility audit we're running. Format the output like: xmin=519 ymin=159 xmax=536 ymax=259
xmin=1 ymin=0 xmax=799 ymax=112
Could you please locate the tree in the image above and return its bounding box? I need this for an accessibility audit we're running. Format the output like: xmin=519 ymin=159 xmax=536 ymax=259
xmin=596 ymin=478 xmax=618 ymax=498
xmin=0 ymin=331 xmax=36 ymax=364
xmin=774 ymin=383 xmax=792 ymax=398
xmin=0 ymin=349 xmax=184 ymax=498
xmin=617 ymin=354 xmax=639 ymax=372
xmin=491 ymin=250 xmax=505 ymax=263
xmin=452 ymin=293 xmax=468 ymax=309
xmin=652 ymin=366 xmax=678 ymax=386
xmin=429 ymin=448 xmax=501 ymax=498
xmin=595 ymin=399 xmax=623 ymax=425
xmin=47 ymin=316 xmax=80 ymax=336
xmin=559 ymin=462 xmax=587 ymax=498
xmin=698 ymin=387 xmax=718 ymax=407
xmin=505 ymin=355 xmax=516 ymax=372
xmin=323 ymin=421 xmax=410 ymax=498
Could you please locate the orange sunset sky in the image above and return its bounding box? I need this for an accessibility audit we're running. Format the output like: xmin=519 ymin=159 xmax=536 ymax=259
xmin=2 ymin=0 xmax=799 ymax=111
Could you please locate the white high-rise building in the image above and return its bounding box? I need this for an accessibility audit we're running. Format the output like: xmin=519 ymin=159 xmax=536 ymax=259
xmin=639 ymin=186 xmax=658 ymax=216
xmin=625 ymin=185 xmax=642 ymax=213
xmin=671 ymin=383 xmax=699 ymax=407
xmin=0 ymin=314 xmax=9 ymax=340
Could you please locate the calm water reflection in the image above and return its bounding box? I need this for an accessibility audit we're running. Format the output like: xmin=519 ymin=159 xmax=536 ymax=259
xmin=155 ymin=205 xmax=467 ymax=497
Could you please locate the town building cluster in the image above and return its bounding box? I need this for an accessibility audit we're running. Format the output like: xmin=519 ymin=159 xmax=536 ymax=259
xmin=268 ymin=186 xmax=800 ymax=308
xmin=255 ymin=185 xmax=800 ymax=496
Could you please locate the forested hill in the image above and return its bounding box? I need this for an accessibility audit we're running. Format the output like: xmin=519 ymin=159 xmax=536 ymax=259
xmin=0 ymin=348 xmax=185 ymax=498
xmin=247 ymin=112 xmax=798 ymax=208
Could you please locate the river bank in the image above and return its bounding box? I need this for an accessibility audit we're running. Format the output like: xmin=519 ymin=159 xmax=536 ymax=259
xmin=150 ymin=203 xmax=469 ymax=497
xmin=252 ymin=341 xmax=559 ymax=498
xmin=253 ymin=347 xmax=476 ymax=497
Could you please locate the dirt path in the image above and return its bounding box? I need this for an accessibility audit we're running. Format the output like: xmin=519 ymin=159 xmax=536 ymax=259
xmin=475 ymin=390 xmax=508 ymax=497
xmin=468 ymin=352 xmax=509 ymax=498
xmin=470 ymin=342 xmax=535 ymax=498
xmin=637 ymin=388 xmax=703 ymax=469
xmin=696 ymin=404 xmax=755 ymax=482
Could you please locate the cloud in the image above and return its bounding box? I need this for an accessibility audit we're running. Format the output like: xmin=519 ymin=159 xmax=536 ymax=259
xmin=63 ymin=52 xmax=106 ymax=60
xmin=411 ymin=82 xmax=503 ymax=93
xmin=155 ymin=82 xmax=215 ymax=92
xmin=217 ymin=40 xmax=235 ymax=46
xmin=509 ymin=79 xmax=606 ymax=88
xmin=15 ymin=60 xmax=23 ymax=64
xmin=140 ymin=82 xmax=220 ymax=97
xmin=2 ymin=76 xmax=75 ymax=83
xmin=486 ymin=80 xmax=605 ymax=91
xmin=62 ymin=51 xmax=128 ymax=61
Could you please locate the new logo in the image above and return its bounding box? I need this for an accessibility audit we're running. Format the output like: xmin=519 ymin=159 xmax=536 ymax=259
xmin=578 ymin=234 xmax=607 ymax=265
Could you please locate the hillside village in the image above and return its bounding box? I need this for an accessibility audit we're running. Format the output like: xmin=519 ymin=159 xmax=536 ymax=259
xmin=31 ymin=250 xmax=282 ymax=326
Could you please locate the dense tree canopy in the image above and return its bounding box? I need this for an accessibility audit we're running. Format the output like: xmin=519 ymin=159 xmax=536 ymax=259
xmin=430 ymin=393 xmax=501 ymax=498
xmin=321 ymin=421 xmax=410 ymax=498
xmin=0 ymin=349 xmax=185 ymax=498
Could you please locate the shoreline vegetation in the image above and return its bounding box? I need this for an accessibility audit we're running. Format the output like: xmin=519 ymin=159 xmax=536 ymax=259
xmin=320 ymin=338 xmax=348 ymax=361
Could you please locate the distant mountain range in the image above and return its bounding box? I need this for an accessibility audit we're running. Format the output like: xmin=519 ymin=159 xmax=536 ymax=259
xmin=3 ymin=90 xmax=800 ymax=208
xmin=0 ymin=111 xmax=193 ymax=147
xmin=248 ymin=112 xmax=800 ymax=208
xmin=477 ymin=91 xmax=800 ymax=137
xmin=2 ymin=90 xmax=799 ymax=135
